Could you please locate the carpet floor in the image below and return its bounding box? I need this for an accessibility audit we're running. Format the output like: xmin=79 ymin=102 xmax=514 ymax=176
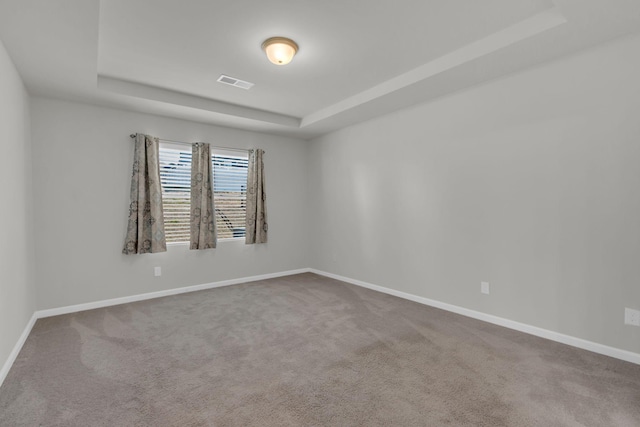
xmin=1 ymin=273 xmax=639 ymax=426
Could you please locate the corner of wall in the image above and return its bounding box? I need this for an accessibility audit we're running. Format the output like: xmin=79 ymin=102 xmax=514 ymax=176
xmin=0 ymin=37 xmax=38 ymax=386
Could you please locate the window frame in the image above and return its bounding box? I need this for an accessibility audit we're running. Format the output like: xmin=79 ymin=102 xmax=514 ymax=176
xmin=158 ymin=142 xmax=249 ymax=246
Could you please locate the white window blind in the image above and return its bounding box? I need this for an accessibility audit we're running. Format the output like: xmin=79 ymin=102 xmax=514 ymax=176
xmin=213 ymin=155 xmax=248 ymax=239
xmin=159 ymin=147 xmax=192 ymax=243
xmin=158 ymin=144 xmax=248 ymax=243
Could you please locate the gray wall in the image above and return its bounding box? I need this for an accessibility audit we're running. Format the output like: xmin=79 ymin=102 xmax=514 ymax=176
xmin=307 ymin=33 xmax=640 ymax=354
xmin=31 ymin=98 xmax=310 ymax=310
xmin=0 ymin=40 xmax=36 ymax=368
xmin=5 ymin=31 xmax=640 ymax=370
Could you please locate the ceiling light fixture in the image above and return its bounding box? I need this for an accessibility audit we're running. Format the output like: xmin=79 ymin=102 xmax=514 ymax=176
xmin=261 ymin=37 xmax=298 ymax=65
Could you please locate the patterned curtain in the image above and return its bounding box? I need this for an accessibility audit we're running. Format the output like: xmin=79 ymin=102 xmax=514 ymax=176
xmin=190 ymin=143 xmax=217 ymax=249
xmin=245 ymin=149 xmax=268 ymax=244
xmin=122 ymin=134 xmax=167 ymax=254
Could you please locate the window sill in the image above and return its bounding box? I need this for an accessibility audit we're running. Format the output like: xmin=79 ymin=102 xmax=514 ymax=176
xmin=167 ymin=237 xmax=244 ymax=247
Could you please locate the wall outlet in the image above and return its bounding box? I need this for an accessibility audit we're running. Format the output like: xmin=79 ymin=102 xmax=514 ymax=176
xmin=481 ymin=281 xmax=490 ymax=295
xmin=624 ymin=308 xmax=640 ymax=326
xmin=154 ymin=266 xmax=162 ymax=277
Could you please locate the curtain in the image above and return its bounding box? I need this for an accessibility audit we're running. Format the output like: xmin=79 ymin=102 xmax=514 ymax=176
xmin=190 ymin=142 xmax=217 ymax=249
xmin=246 ymin=149 xmax=267 ymax=244
xmin=122 ymin=134 xmax=167 ymax=254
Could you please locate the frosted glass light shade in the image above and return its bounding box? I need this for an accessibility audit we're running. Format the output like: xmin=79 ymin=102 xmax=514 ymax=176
xmin=262 ymin=37 xmax=298 ymax=65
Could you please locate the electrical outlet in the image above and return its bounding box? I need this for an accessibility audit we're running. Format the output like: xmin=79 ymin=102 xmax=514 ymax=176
xmin=481 ymin=281 xmax=490 ymax=295
xmin=154 ymin=266 xmax=162 ymax=277
xmin=624 ymin=308 xmax=640 ymax=326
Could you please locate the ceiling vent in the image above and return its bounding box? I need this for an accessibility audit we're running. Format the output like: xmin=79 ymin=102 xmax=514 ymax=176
xmin=217 ymin=75 xmax=254 ymax=90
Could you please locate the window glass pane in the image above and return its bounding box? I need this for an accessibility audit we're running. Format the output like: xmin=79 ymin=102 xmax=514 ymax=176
xmin=158 ymin=144 xmax=248 ymax=243
xmin=213 ymin=155 xmax=248 ymax=239
xmin=159 ymin=147 xmax=192 ymax=243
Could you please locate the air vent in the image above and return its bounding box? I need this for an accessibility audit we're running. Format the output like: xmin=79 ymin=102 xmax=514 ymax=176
xmin=217 ymin=74 xmax=254 ymax=90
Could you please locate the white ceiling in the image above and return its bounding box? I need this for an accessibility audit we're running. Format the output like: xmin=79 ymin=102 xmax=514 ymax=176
xmin=1 ymin=0 xmax=640 ymax=139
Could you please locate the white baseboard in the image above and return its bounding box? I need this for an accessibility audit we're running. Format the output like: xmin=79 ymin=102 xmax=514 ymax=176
xmin=36 ymin=268 xmax=311 ymax=319
xmin=309 ymin=269 xmax=640 ymax=365
xmin=2 ymin=269 xmax=311 ymax=388
xmin=0 ymin=312 xmax=37 ymax=387
xmin=3 ymin=266 xmax=638 ymax=390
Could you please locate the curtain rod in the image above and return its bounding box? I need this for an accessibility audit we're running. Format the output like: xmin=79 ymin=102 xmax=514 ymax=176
xmin=129 ymin=133 xmax=255 ymax=154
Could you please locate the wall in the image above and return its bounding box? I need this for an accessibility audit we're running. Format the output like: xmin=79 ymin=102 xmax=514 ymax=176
xmin=0 ymin=40 xmax=36 ymax=371
xmin=308 ymin=33 xmax=640 ymax=354
xmin=31 ymin=99 xmax=310 ymax=310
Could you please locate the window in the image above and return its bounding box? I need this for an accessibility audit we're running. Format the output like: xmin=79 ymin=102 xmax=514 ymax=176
xmin=159 ymin=143 xmax=248 ymax=243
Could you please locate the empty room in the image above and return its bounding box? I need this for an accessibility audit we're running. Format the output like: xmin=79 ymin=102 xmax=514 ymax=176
xmin=1 ymin=0 xmax=640 ymax=425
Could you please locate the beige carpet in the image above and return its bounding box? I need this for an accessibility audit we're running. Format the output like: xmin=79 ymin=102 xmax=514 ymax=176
xmin=1 ymin=273 xmax=639 ymax=426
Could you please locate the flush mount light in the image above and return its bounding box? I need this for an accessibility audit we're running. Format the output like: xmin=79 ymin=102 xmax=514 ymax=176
xmin=261 ymin=37 xmax=298 ymax=65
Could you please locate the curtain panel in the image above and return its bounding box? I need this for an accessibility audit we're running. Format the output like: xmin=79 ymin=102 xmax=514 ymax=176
xmin=245 ymin=149 xmax=267 ymax=244
xmin=122 ymin=134 xmax=167 ymax=254
xmin=190 ymin=142 xmax=217 ymax=249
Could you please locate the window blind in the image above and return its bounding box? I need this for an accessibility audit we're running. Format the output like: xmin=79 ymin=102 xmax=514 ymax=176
xmin=213 ymin=155 xmax=248 ymax=239
xmin=159 ymin=147 xmax=192 ymax=243
xmin=158 ymin=144 xmax=248 ymax=243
